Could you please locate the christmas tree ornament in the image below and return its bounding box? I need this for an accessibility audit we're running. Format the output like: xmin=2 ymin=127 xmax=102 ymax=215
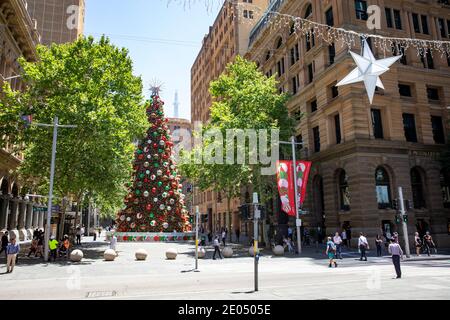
xmin=153 ymin=197 xmax=158 ymax=203
xmin=144 ymin=191 xmax=149 ymax=197
xmin=144 ymin=162 xmax=150 ymax=168
xmin=126 ymin=217 xmax=131 ymax=222
xmin=158 ymin=181 xmax=163 ymax=187
xmin=137 ymin=213 xmax=143 ymax=219
xmin=150 ymin=175 xmax=156 ymax=181
xmin=150 ymin=220 xmax=156 ymax=227
xmin=157 ymin=170 xmax=163 ymax=176
xmin=337 ymin=39 xmax=402 ymax=104
xmin=160 ymin=204 xmax=166 ymax=210
xmin=163 ymin=222 xmax=169 ymax=229
xmin=167 ymin=206 xmax=172 ymax=211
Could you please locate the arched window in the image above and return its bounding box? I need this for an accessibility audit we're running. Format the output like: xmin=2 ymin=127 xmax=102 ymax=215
xmin=289 ymin=21 xmax=296 ymax=35
xmin=304 ymin=4 xmax=313 ymax=19
xmin=0 ymin=178 xmax=9 ymax=195
xmin=265 ymin=50 xmax=271 ymax=61
xmin=338 ymin=170 xmax=350 ymax=211
xmin=375 ymin=167 xmax=392 ymax=209
xmin=411 ymin=167 xmax=426 ymax=209
xmin=440 ymin=169 xmax=450 ymax=208
xmin=275 ymin=37 xmax=283 ymax=49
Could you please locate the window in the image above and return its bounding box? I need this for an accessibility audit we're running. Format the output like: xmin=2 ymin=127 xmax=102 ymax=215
xmin=291 ymin=44 xmax=300 ymax=66
xmin=330 ymin=84 xmax=339 ymax=99
xmin=243 ymin=0 xmax=252 ymax=3
xmin=335 ymin=114 xmax=342 ymax=144
xmin=447 ymin=52 xmax=450 ymax=67
xmin=385 ymin=8 xmax=393 ymax=28
xmin=355 ymin=0 xmax=368 ymax=20
xmin=306 ymin=31 xmax=315 ymax=51
xmin=393 ymin=10 xmax=402 ymax=30
xmin=427 ymin=87 xmax=440 ymax=101
xmin=403 ymin=113 xmax=418 ymax=143
xmin=297 ymin=135 xmax=303 ymax=149
xmin=292 ymin=75 xmax=299 ymax=95
xmin=339 ymin=170 xmax=350 ymax=211
xmin=276 ymin=37 xmax=283 ymax=49
xmin=265 ymin=51 xmax=271 ymax=61
xmin=371 ymin=109 xmax=384 ymax=139
xmin=326 ymin=7 xmax=334 ymax=26
xmin=438 ymin=18 xmax=447 ymax=38
xmin=313 ymin=126 xmax=320 ymax=153
xmin=290 ymin=22 xmax=296 ymax=35
xmin=399 ymin=84 xmax=412 ymax=97
xmin=421 ymin=49 xmax=434 ymax=69
xmin=441 ymin=170 xmax=450 ymax=208
xmin=243 ymin=10 xmax=254 ymax=19
xmin=411 ymin=168 xmax=426 ymax=209
xmin=392 ymin=44 xmax=407 ymax=65
xmin=308 ymin=63 xmax=314 ymax=83
xmin=421 ymin=15 xmax=429 ymax=34
xmin=375 ymin=167 xmax=392 ymax=209
xmin=304 ymin=4 xmax=313 ymax=19
xmin=310 ymin=99 xmax=318 ymax=113
xmin=328 ymin=43 xmax=336 ymax=65
xmin=431 ymin=116 xmax=445 ymax=144
xmin=412 ymin=13 xmax=420 ymax=33
xmin=277 ymin=58 xmax=285 ymax=76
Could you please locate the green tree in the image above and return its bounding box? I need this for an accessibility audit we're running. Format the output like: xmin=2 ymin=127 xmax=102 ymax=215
xmin=0 ymin=36 xmax=147 ymax=227
xmin=180 ymin=56 xmax=295 ymax=241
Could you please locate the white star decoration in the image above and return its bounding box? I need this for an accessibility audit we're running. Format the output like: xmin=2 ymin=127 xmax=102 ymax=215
xmin=337 ymin=40 xmax=403 ymax=104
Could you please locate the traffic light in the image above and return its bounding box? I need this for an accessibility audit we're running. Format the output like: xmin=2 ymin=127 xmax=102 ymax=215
xmin=239 ymin=205 xmax=249 ymax=220
xmin=189 ymin=215 xmax=194 ymax=224
xmin=403 ymin=215 xmax=408 ymax=223
xmin=395 ymin=215 xmax=401 ymax=224
xmin=392 ymin=199 xmax=399 ymax=211
xmin=258 ymin=205 xmax=266 ymax=219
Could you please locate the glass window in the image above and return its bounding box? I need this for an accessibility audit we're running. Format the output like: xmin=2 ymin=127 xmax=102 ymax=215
xmin=438 ymin=18 xmax=447 ymax=38
xmin=421 ymin=15 xmax=429 ymax=34
xmin=339 ymin=170 xmax=350 ymax=211
xmin=393 ymin=10 xmax=402 ymax=30
xmin=310 ymin=99 xmax=318 ymax=113
xmin=440 ymin=170 xmax=450 ymax=208
xmin=375 ymin=167 xmax=392 ymax=209
xmin=412 ymin=13 xmax=420 ymax=33
xmin=411 ymin=168 xmax=426 ymax=209
xmin=313 ymin=126 xmax=320 ymax=153
xmin=308 ymin=63 xmax=314 ymax=83
xmin=335 ymin=114 xmax=342 ymax=144
xmin=355 ymin=0 xmax=368 ymax=20
xmin=328 ymin=43 xmax=336 ymax=65
xmin=371 ymin=109 xmax=384 ymax=139
xmin=304 ymin=4 xmax=313 ymax=19
xmin=399 ymin=84 xmax=412 ymax=97
xmin=403 ymin=113 xmax=418 ymax=143
xmin=326 ymin=7 xmax=334 ymax=26
xmin=431 ymin=116 xmax=445 ymax=144
xmin=427 ymin=87 xmax=440 ymax=101
xmin=385 ymin=8 xmax=393 ymax=28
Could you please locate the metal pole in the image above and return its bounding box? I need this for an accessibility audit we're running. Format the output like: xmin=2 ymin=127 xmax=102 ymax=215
xmin=253 ymin=193 xmax=259 ymax=292
xmin=87 ymin=199 xmax=91 ymax=238
xmin=44 ymin=116 xmax=58 ymax=262
xmin=195 ymin=205 xmax=199 ymax=271
xmin=291 ymin=136 xmax=302 ymax=255
xmin=398 ymin=187 xmax=411 ymax=258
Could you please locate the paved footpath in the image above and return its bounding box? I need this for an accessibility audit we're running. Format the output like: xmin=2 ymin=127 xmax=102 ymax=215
xmin=1 ymin=237 xmax=449 ymax=300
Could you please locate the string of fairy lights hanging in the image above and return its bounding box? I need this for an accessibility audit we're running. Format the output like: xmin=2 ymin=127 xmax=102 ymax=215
xmin=167 ymin=0 xmax=450 ymax=58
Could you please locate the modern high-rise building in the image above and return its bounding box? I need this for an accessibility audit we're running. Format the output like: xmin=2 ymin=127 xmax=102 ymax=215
xmin=246 ymin=0 xmax=450 ymax=246
xmin=26 ymin=0 xmax=85 ymax=45
xmin=191 ymin=0 xmax=269 ymax=237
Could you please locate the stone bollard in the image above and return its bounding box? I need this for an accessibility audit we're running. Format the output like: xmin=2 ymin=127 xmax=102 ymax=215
xmin=272 ymin=245 xmax=285 ymax=256
xmin=104 ymin=249 xmax=117 ymax=261
xmin=222 ymin=247 xmax=233 ymax=258
xmin=70 ymin=250 xmax=83 ymax=262
xmin=135 ymin=249 xmax=148 ymax=261
xmin=249 ymin=247 xmax=260 ymax=257
xmin=165 ymin=248 xmax=178 ymax=260
xmin=198 ymin=247 xmax=206 ymax=259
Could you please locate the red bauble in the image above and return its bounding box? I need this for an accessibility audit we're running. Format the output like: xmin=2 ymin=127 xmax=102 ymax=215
xmin=152 ymin=187 xmax=157 ymax=193
xmin=153 ymin=143 xmax=157 ymax=148
xmin=146 ymin=204 xmax=152 ymax=211
xmin=144 ymin=178 xmax=149 ymax=183
xmin=138 ymin=154 xmax=144 ymax=160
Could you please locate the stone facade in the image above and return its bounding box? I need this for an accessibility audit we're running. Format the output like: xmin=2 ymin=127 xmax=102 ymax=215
xmin=26 ymin=0 xmax=85 ymax=46
xmin=1 ymin=0 xmax=45 ymax=241
xmin=245 ymin=0 xmax=450 ymax=246
xmin=191 ymin=0 xmax=269 ymax=236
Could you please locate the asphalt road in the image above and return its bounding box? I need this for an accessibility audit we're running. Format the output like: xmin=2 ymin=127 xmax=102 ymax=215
xmin=1 ymin=238 xmax=449 ymax=300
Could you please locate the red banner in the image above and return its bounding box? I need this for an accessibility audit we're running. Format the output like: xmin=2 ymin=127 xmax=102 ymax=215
xmin=276 ymin=161 xmax=312 ymax=217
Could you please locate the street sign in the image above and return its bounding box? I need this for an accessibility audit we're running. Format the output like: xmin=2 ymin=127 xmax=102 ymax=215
xmin=254 ymin=209 xmax=261 ymax=220
xmin=33 ymin=207 xmax=47 ymax=212
xmin=296 ymin=219 xmax=302 ymax=227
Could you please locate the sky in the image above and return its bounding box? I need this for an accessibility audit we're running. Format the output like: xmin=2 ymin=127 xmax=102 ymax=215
xmin=84 ymin=0 xmax=223 ymax=121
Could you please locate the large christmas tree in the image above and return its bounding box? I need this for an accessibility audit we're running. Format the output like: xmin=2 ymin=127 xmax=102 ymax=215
xmin=116 ymin=92 xmax=191 ymax=233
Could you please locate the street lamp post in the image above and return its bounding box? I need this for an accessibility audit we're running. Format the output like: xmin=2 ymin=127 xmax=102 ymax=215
xmin=253 ymin=192 xmax=260 ymax=292
xmin=279 ymin=137 xmax=304 ymax=255
xmin=32 ymin=116 xmax=77 ymax=261
xmin=195 ymin=205 xmax=200 ymax=272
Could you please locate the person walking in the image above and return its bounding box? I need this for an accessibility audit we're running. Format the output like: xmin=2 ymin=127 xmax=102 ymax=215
xmin=76 ymin=227 xmax=81 ymax=245
xmin=28 ymin=237 xmax=38 ymax=257
xmin=326 ymin=237 xmax=338 ymax=268
xmin=287 ymin=227 xmax=293 ymax=240
xmin=110 ymin=233 xmax=117 ymax=251
xmin=375 ymin=235 xmax=384 ymax=257
xmin=213 ymin=236 xmax=222 ymax=260
xmin=341 ymin=230 xmax=348 ymax=248
xmin=388 ymin=239 xmax=404 ymax=279
xmin=6 ymin=237 xmax=20 ymax=273
xmin=36 ymin=232 xmax=44 ymax=258
xmin=358 ymin=232 xmax=369 ymax=261
xmin=48 ymin=236 xmax=58 ymax=262
xmin=333 ymin=232 xmax=343 ymax=259
xmin=235 ymin=229 xmax=240 ymax=243
xmin=221 ymin=230 xmax=226 ymax=247
xmin=0 ymin=231 xmax=9 ymax=259
xmin=414 ymin=232 xmax=422 ymax=256
xmin=423 ymin=232 xmax=436 ymax=256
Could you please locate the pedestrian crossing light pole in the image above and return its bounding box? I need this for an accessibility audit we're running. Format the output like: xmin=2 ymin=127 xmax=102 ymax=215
xmin=253 ymin=192 xmax=260 ymax=292
xmin=195 ymin=205 xmax=200 ymax=272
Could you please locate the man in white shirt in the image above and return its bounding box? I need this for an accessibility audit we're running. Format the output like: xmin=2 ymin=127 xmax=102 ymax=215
xmin=213 ymin=236 xmax=223 ymax=260
xmin=333 ymin=232 xmax=343 ymax=259
xmin=341 ymin=230 xmax=347 ymax=247
xmin=388 ymin=240 xmax=404 ymax=279
xmin=358 ymin=232 xmax=369 ymax=261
